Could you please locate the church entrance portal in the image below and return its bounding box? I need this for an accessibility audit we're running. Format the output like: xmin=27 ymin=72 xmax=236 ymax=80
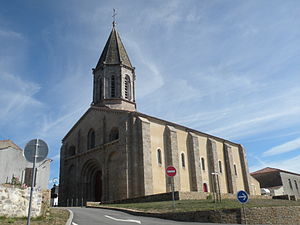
xmin=81 ymin=159 xmax=103 ymax=202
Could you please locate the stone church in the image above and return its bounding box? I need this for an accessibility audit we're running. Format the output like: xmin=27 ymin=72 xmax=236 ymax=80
xmin=59 ymin=23 xmax=259 ymax=205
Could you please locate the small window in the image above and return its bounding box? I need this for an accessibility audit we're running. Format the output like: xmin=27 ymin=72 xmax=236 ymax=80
xmin=124 ymin=76 xmax=131 ymax=100
xmin=201 ymin=157 xmax=205 ymax=170
xmin=109 ymin=127 xmax=119 ymax=141
xmin=289 ymin=179 xmax=293 ymax=189
xmin=219 ymin=161 xmax=222 ymax=173
xmin=87 ymin=129 xmax=95 ymax=149
xmin=157 ymin=149 xmax=162 ymax=165
xmin=181 ymin=153 xmax=185 ymax=168
xmin=68 ymin=145 xmax=76 ymax=157
xmin=294 ymin=180 xmax=298 ymax=191
xmin=99 ymin=77 xmax=103 ymax=100
xmin=234 ymin=164 xmax=237 ymax=176
xmin=111 ymin=76 xmax=115 ymax=97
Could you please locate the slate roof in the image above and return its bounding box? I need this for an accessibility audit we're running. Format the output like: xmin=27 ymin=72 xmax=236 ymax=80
xmin=251 ymin=167 xmax=300 ymax=177
xmin=0 ymin=140 xmax=23 ymax=151
xmin=95 ymin=26 xmax=132 ymax=70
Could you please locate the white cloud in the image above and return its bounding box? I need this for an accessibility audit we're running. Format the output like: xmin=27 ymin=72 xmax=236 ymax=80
xmin=250 ymin=154 xmax=300 ymax=174
xmin=263 ymin=137 xmax=300 ymax=157
xmin=126 ymin=38 xmax=164 ymax=98
xmin=0 ymin=28 xmax=23 ymax=39
xmin=0 ymin=73 xmax=42 ymax=122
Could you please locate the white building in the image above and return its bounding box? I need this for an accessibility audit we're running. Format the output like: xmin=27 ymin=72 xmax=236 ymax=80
xmin=0 ymin=140 xmax=51 ymax=190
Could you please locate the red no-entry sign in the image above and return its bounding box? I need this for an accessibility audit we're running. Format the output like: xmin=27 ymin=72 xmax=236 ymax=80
xmin=166 ymin=166 xmax=176 ymax=177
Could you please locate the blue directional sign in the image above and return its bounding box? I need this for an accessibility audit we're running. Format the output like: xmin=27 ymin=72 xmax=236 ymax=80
xmin=237 ymin=190 xmax=248 ymax=203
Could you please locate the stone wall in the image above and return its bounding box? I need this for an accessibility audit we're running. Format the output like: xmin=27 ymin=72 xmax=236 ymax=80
xmin=0 ymin=185 xmax=47 ymax=217
xmin=96 ymin=191 xmax=270 ymax=204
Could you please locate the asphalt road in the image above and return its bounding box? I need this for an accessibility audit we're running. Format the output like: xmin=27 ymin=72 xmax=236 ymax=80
xmin=69 ymin=207 xmax=233 ymax=225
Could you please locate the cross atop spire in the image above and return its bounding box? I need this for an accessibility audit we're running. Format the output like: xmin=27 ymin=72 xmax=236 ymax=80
xmin=112 ymin=8 xmax=117 ymax=27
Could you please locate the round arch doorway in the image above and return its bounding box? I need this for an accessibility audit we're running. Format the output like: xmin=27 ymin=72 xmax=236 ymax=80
xmin=81 ymin=159 xmax=103 ymax=202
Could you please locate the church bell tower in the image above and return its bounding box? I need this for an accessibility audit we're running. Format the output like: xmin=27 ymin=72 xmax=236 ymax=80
xmin=92 ymin=22 xmax=136 ymax=111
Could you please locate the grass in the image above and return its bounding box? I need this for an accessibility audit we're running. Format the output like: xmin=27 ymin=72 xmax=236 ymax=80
xmin=0 ymin=208 xmax=69 ymax=225
xmin=97 ymin=199 xmax=300 ymax=213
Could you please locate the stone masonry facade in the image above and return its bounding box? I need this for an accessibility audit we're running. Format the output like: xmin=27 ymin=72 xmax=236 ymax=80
xmin=0 ymin=185 xmax=44 ymax=217
xmin=59 ymin=106 xmax=257 ymax=205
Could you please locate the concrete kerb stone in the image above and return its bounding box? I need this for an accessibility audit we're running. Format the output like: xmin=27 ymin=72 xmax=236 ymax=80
xmin=65 ymin=208 xmax=74 ymax=225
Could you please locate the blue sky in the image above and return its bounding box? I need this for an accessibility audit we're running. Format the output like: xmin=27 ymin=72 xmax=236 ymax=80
xmin=1 ymin=0 xmax=300 ymax=187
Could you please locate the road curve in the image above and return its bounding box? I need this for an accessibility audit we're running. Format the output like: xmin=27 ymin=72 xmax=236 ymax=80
xmin=68 ymin=207 xmax=230 ymax=225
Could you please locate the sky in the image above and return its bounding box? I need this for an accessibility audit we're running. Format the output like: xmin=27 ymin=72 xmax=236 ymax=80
xmin=1 ymin=0 xmax=300 ymax=187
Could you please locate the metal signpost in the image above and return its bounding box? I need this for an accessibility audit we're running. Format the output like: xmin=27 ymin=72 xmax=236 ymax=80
xmin=237 ymin=190 xmax=249 ymax=224
xmin=166 ymin=166 xmax=176 ymax=208
xmin=24 ymin=139 xmax=48 ymax=225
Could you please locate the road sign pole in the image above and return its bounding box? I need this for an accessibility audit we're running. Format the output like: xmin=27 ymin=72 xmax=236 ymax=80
xmin=166 ymin=166 xmax=176 ymax=209
xmin=171 ymin=177 xmax=175 ymax=208
xmin=242 ymin=204 xmax=247 ymax=224
xmin=236 ymin=190 xmax=249 ymax=224
xmin=26 ymin=139 xmax=39 ymax=225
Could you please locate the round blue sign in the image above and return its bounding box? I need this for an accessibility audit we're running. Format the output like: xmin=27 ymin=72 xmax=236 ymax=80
xmin=237 ymin=190 xmax=248 ymax=203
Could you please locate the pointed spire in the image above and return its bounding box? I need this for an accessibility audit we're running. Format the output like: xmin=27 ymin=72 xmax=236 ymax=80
xmin=95 ymin=22 xmax=133 ymax=71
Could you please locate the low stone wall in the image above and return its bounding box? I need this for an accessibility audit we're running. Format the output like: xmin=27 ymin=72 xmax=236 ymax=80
xmin=244 ymin=206 xmax=300 ymax=224
xmin=102 ymin=192 xmax=179 ymax=204
xmin=0 ymin=185 xmax=47 ymax=217
xmin=102 ymin=191 xmax=270 ymax=204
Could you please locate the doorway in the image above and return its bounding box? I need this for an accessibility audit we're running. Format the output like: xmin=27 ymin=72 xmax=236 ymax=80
xmin=94 ymin=170 xmax=102 ymax=201
xmin=203 ymin=183 xmax=208 ymax=192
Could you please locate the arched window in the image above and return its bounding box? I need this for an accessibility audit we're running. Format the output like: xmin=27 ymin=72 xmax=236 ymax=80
xmin=234 ymin=164 xmax=237 ymax=176
xmin=87 ymin=129 xmax=95 ymax=149
xmin=109 ymin=127 xmax=119 ymax=142
xmin=181 ymin=153 xmax=185 ymax=168
xmin=157 ymin=149 xmax=162 ymax=165
xmin=219 ymin=160 xmax=222 ymax=173
xmin=289 ymin=179 xmax=293 ymax=189
xmin=124 ymin=75 xmax=131 ymax=100
xmin=201 ymin=157 xmax=205 ymax=170
xmin=294 ymin=180 xmax=299 ymax=191
xmin=99 ymin=77 xmax=103 ymax=100
xmin=111 ymin=76 xmax=115 ymax=97
xmin=68 ymin=145 xmax=76 ymax=157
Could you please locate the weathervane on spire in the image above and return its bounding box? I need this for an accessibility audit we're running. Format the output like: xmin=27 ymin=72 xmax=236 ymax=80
xmin=112 ymin=8 xmax=117 ymax=27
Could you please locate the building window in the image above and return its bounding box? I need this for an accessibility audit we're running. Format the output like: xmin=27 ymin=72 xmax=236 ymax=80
xmin=124 ymin=75 xmax=131 ymax=100
xmin=87 ymin=129 xmax=95 ymax=149
xmin=234 ymin=164 xmax=237 ymax=176
xmin=294 ymin=180 xmax=298 ymax=191
xmin=157 ymin=149 xmax=162 ymax=165
xmin=201 ymin=157 xmax=205 ymax=170
xmin=289 ymin=179 xmax=293 ymax=189
xmin=99 ymin=77 xmax=103 ymax=100
xmin=68 ymin=145 xmax=76 ymax=157
xmin=181 ymin=153 xmax=185 ymax=168
xmin=219 ymin=160 xmax=222 ymax=173
xmin=109 ymin=127 xmax=119 ymax=142
xmin=111 ymin=76 xmax=115 ymax=97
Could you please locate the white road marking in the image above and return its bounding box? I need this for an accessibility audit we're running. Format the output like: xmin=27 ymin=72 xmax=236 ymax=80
xmin=72 ymin=222 xmax=78 ymax=225
xmin=105 ymin=215 xmax=141 ymax=224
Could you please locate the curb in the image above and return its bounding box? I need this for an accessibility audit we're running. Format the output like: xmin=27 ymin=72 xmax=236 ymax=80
xmin=66 ymin=209 xmax=74 ymax=225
